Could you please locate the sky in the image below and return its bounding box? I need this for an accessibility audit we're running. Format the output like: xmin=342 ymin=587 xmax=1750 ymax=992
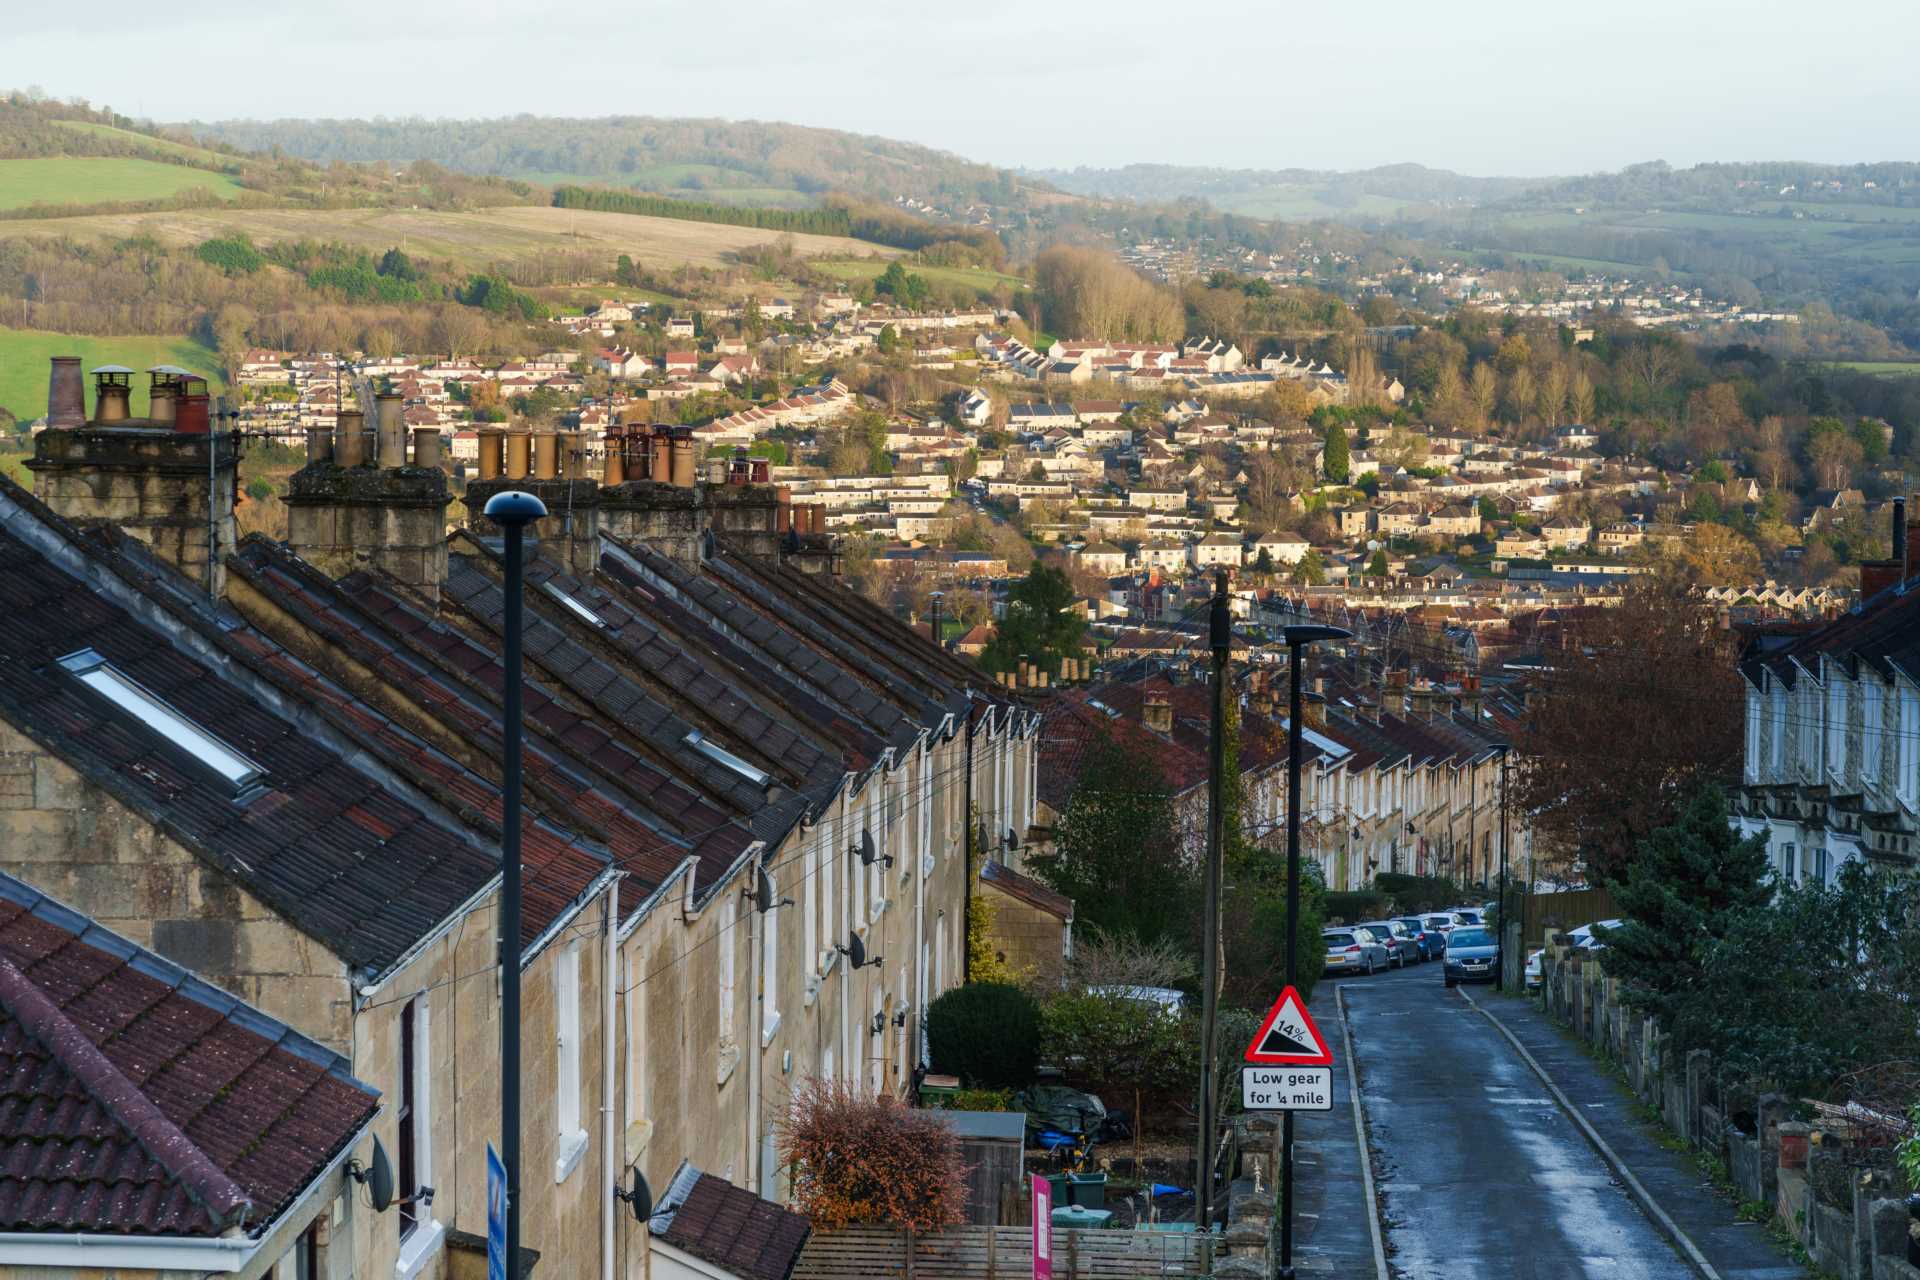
xmin=11 ymin=0 xmax=1918 ymax=176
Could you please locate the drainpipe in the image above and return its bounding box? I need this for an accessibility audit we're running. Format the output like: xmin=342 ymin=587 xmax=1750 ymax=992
xmin=601 ymin=883 xmax=617 ymax=1280
xmin=913 ymin=736 xmax=928 ymax=1068
xmin=748 ymin=875 xmax=763 ymax=1192
xmin=963 ymin=701 xmax=975 ymax=985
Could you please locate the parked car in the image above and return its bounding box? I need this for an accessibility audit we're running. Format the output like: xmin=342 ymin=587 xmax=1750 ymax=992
xmin=1564 ymin=919 xmax=1624 ymax=951
xmin=1357 ymin=919 xmax=1416 ymax=968
xmin=1443 ymin=927 xmax=1500 ymax=987
xmin=1423 ymin=912 xmax=1463 ymax=941
xmin=1324 ymin=927 xmax=1388 ymax=976
xmin=1524 ymin=948 xmax=1544 ymax=992
xmin=1447 ymin=907 xmax=1486 ymax=927
xmin=1393 ymin=916 xmax=1443 ymax=961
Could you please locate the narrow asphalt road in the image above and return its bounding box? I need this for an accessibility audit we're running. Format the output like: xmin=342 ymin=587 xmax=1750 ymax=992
xmin=1336 ymin=958 xmax=1699 ymax=1280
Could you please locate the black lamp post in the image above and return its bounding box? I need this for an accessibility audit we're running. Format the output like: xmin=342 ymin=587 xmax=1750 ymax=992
xmin=482 ymin=489 xmax=548 ymax=1280
xmin=1278 ymin=622 xmax=1350 ymax=1280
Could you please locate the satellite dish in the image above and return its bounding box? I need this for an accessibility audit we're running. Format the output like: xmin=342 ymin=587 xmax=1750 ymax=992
xmin=755 ymin=865 xmax=776 ymax=913
xmin=1004 ymin=828 xmax=1020 ymax=852
xmin=846 ymin=933 xmax=868 ymax=969
xmin=1366 ymin=540 xmax=1381 ymax=551
xmin=349 ymin=1136 xmax=396 ymax=1213
xmin=616 ymin=1166 xmax=653 ymax=1223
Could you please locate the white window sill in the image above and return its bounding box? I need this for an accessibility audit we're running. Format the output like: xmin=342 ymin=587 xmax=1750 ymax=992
xmin=762 ymin=1011 xmax=782 ymax=1047
xmin=717 ymin=1043 xmax=740 ymax=1087
xmin=868 ymin=897 xmax=888 ymax=924
xmin=817 ymin=949 xmax=839 ymax=979
xmin=554 ymin=1128 xmax=588 ymax=1184
xmin=624 ymin=1118 xmax=654 ymax=1165
xmin=394 ymin=1219 xmax=445 ymax=1280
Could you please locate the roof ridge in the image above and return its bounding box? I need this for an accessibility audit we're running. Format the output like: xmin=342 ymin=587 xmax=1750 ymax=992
xmin=0 ymin=952 xmax=255 ymax=1229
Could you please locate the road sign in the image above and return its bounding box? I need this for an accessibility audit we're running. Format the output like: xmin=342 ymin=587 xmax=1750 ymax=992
xmin=1242 ymin=1065 xmax=1334 ymax=1111
xmin=487 ymin=1142 xmax=507 ymax=1280
xmin=1243 ymin=984 xmax=1333 ymax=1065
xmin=1031 ymin=1173 xmax=1052 ymax=1280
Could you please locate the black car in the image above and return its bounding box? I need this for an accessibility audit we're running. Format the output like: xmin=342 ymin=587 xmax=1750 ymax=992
xmin=1443 ymin=927 xmax=1499 ymax=987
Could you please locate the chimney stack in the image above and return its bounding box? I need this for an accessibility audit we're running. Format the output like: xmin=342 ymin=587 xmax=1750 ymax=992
xmin=1304 ymin=690 xmax=1327 ymax=731
xmin=27 ymin=356 xmax=236 ymax=593
xmin=1143 ymin=691 xmax=1174 ymax=734
xmin=286 ymin=385 xmax=453 ymax=601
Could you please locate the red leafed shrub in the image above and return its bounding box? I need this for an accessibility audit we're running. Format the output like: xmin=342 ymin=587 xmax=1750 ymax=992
xmin=778 ymin=1076 xmax=969 ymax=1232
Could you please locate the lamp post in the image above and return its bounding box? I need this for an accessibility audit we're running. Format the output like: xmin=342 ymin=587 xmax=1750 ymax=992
xmin=1196 ymin=570 xmax=1229 ymax=1237
xmin=1496 ymin=744 xmax=1511 ymax=992
xmin=1278 ymin=622 xmax=1350 ymax=1280
xmin=483 ymin=489 xmax=548 ymax=1280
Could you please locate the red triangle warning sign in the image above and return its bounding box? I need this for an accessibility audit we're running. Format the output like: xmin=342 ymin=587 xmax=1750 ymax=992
xmin=1243 ymin=985 xmax=1333 ymax=1065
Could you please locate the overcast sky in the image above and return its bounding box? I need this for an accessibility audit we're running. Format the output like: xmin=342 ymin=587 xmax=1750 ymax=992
xmin=12 ymin=0 xmax=1915 ymax=175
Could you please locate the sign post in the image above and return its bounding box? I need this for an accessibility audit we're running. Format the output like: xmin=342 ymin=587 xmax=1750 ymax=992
xmin=486 ymin=1141 xmax=508 ymax=1280
xmin=1031 ymin=1173 xmax=1052 ymax=1280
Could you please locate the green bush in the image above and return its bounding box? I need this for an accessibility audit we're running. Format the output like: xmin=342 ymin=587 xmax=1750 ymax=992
xmin=1321 ymin=891 xmax=1384 ymax=924
xmin=1373 ymin=874 xmax=1462 ymax=913
xmin=925 ymin=983 xmax=1040 ymax=1089
xmin=195 ymin=234 xmax=263 ymax=275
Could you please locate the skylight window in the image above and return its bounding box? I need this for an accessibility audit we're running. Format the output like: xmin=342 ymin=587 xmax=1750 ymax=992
xmin=58 ymin=649 xmax=263 ymax=788
xmin=683 ymin=729 xmax=771 ymax=787
xmin=542 ymin=582 xmax=606 ymax=629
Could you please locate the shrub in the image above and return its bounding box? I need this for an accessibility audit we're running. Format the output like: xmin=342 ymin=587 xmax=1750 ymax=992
xmin=1373 ymin=873 xmax=1462 ymax=913
xmin=778 ymin=1076 xmax=967 ymax=1232
xmin=195 ymin=234 xmax=263 ymax=275
xmin=1040 ymin=988 xmax=1189 ymax=1103
xmin=925 ymin=982 xmax=1039 ymax=1088
xmin=1321 ymin=890 xmax=1384 ymax=924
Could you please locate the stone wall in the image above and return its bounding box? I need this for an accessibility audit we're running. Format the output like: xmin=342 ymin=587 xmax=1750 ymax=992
xmin=1538 ymin=951 xmax=1914 ymax=1280
xmin=284 ymin=464 xmax=452 ymax=599
xmin=0 ymin=720 xmax=354 ymax=1049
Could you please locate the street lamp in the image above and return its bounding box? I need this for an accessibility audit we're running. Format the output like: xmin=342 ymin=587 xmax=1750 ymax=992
xmin=1278 ymin=623 xmax=1349 ymax=1280
xmin=482 ymin=488 xmax=548 ymax=1280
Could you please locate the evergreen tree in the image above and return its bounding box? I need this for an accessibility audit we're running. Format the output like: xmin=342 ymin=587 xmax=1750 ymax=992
xmin=1291 ymin=548 xmax=1327 ymax=585
xmin=1602 ymin=786 xmax=1772 ymax=1033
xmin=1323 ymin=423 xmax=1351 ymax=483
xmin=1033 ymin=739 xmax=1192 ymax=948
xmin=1366 ymin=548 xmax=1388 ymax=577
xmin=979 ymin=565 xmax=1083 ymax=675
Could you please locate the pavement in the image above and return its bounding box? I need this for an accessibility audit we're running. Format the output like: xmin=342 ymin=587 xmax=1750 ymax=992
xmin=1461 ymin=985 xmax=1808 ymax=1280
xmin=1327 ymin=957 xmax=1811 ymax=1280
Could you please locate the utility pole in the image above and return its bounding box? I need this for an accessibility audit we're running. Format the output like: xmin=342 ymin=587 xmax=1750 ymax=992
xmin=1196 ymin=569 xmax=1230 ymax=1237
xmin=1277 ymin=624 xmax=1349 ymax=1280
xmin=1496 ymin=745 xmax=1511 ymax=992
xmin=483 ymin=489 xmax=548 ymax=1280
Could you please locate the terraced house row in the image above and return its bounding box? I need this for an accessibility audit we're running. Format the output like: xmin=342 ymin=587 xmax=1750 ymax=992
xmin=0 ymin=359 xmax=1038 ymax=1280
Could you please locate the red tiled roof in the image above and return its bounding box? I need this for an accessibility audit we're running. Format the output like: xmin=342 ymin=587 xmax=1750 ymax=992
xmin=980 ymin=859 xmax=1073 ymax=921
xmin=0 ymin=875 xmax=377 ymax=1238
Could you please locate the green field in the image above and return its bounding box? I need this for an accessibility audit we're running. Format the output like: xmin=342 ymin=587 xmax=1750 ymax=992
xmin=0 ymin=157 xmax=244 ymax=211
xmin=0 ymin=327 xmax=224 ymax=423
xmin=813 ymin=258 xmax=1027 ymax=296
xmin=52 ymin=120 xmax=236 ymax=169
xmin=1829 ymin=360 xmax=1920 ymax=376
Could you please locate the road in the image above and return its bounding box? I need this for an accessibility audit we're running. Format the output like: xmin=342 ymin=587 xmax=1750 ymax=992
xmin=1337 ymin=959 xmax=1700 ymax=1280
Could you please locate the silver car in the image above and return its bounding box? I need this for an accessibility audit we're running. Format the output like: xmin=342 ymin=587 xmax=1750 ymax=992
xmin=1357 ymin=919 xmax=1417 ymax=968
xmin=1324 ymin=927 xmax=1389 ymax=976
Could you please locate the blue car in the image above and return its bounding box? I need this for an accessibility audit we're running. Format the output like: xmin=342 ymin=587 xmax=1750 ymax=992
xmin=1393 ymin=916 xmax=1444 ymax=961
xmin=1443 ymin=927 xmax=1499 ymax=987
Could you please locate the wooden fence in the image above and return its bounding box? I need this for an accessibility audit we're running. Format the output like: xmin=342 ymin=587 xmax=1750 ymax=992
xmin=793 ymin=1225 xmax=1212 ymax=1280
xmin=1519 ymin=886 xmax=1617 ymax=950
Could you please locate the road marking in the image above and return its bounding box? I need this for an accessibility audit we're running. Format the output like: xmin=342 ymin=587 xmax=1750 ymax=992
xmin=1456 ymin=988 xmax=1724 ymax=1280
xmin=1334 ymin=985 xmax=1390 ymax=1280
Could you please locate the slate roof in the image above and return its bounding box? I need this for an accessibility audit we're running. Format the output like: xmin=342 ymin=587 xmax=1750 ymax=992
xmin=980 ymin=859 xmax=1073 ymax=922
xmin=1740 ymin=577 xmax=1920 ymax=687
xmin=0 ymin=504 xmax=505 ymax=974
xmin=0 ymin=872 xmax=377 ymax=1238
xmin=652 ymin=1161 xmax=811 ymax=1280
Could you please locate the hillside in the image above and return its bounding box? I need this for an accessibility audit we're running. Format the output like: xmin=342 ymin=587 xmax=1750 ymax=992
xmin=189 ymin=115 xmax=1039 ymax=211
xmin=0 ymin=204 xmax=902 ymax=272
xmin=1036 ymin=162 xmax=1545 ymax=223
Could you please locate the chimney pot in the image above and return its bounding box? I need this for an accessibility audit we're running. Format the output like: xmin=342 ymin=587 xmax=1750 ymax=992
xmin=533 ymin=430 xmax=559 ymax=480
xmin=335 ymin=410 xmax=369 ymax=467
xmin=477 ymin=428 xmax=504 ymax=480
xmin=750 ymin=457 xmax=770 ymax=483
xmin=670 ymin=427 xmax=695 ymax=487
xmin=46 ymin=357 xmax=86 ymax=429
xmin=172 ymin=378 xmax=210 ymax=434
xmin=91 ymin=368 xmax=132 ymax=423
xmin=375 ymin=393 xmax=406 ymax=467
xmin=505 ymin=431 xmax=531 ymax=480
xmin=147 ymin=370 xmax=180 ymax=426
xmin=306 ymin=426 xmax=335 ymax=465
xmin=412 ymin=428 xmax=443 ymax=469
xmin=650 ymin=428 xmax=672 ymax=484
